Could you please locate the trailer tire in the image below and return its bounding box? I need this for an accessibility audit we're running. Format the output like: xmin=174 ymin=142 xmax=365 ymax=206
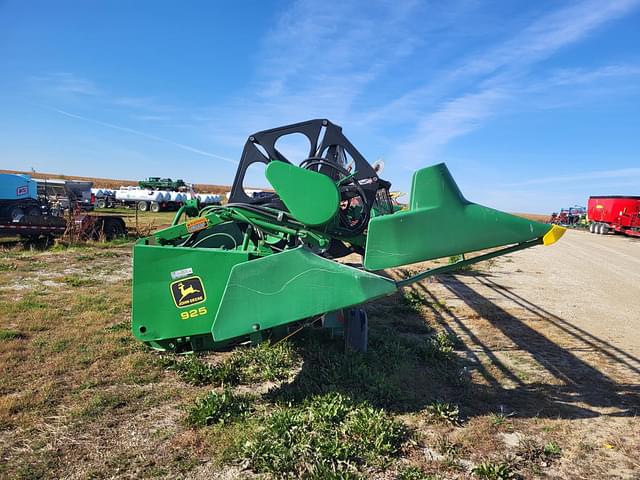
xmin=101 ymin=217 xmax=127 ymax=240
xmin=10 ymin=207 xmax=25 ymax=222
xmin=601 ymin=224 xmax=609 ymax=235
xmin=589 ymin=223 xmax=595 ymax=233
xmin=26 ymin=207 xmax=41 ymax=217
xmin=137 ymin=201 xmax=149 ymax=212
xmin=150 ymin=201 xmax=160 ymax=213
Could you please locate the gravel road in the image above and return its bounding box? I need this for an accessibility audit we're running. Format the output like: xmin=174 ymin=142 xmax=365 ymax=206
xmin=491 ymin=228 xmax=640 ymax=359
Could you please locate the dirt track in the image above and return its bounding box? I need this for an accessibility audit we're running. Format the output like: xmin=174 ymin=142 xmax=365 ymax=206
xmin=420 ymin=228 xmax=640 ymax=402
xmin=404 ymin=228 xmax=640 ymax=477
xmin=479 ymin=229 xmax=640 ymax=358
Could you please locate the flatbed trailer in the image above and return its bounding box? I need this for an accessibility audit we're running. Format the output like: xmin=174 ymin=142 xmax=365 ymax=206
xmin=587 ymin=195 xmax=640 ymax=237
xmin=0 ymin=221 xmax=67 ymax=237
xmin=0 ymin=213 xmax=127 ymax=242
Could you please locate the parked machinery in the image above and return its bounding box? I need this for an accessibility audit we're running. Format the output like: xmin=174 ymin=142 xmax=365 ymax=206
xmin=0 ymin=173 xmax=67 ymax=239
xmin=130 ymin=119 xmax=565 ymax=353
xmin=138 ymin=177 xmax=186 ymax=191
xmin=0 ymin=173 xmax=127 ymax=242
xmin=549 ymin=206 xmax=586 ymax=227
xmin=588 ymin=195 xmax=640 ymax=237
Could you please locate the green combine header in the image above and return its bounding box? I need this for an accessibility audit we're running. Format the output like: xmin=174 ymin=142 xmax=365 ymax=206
xmin=131 ymin=119 xmax=564 ymax=352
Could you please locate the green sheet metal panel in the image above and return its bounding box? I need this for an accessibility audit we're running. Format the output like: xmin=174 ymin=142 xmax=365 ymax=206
xmin=266 ymin=161 xmax=340 ymax=226
xmin=132 ymin=242 xmax=249 ymax=344
xmin=211 ymin=247 xmax=397 ymax=342
xmin=364 ymin=163 xmax=553 ymax=270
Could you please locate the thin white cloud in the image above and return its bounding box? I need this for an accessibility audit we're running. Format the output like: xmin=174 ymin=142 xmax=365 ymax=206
xmin=29 ymin=72 xmax=102 ymax=97
xmin=388 ymin=0 xmax=640 ymax=166
xmin=393 ymin=88 xmax=506 ymax=164
xmin=42 ymin=106 xmax=238 ymax=164
xmin=545 ymin=63 xmax=640 ymax=87
xmin=459 ymin=0 xmax=640 ymax=79
xmin=202 ymin=0 xmax=427 ymax=148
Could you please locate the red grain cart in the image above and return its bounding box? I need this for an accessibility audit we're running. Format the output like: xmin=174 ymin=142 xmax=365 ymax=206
xmin=587 ymin=196 xmax=640 ymax=237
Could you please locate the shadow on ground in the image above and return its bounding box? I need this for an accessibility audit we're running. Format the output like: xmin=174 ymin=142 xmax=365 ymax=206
xmin=269 ymin=272 xmax=640 ymax=421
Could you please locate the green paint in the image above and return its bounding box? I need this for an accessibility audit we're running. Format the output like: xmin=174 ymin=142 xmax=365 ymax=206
xmin=266 ymin=161 xmax=339 ymax=226
xmin=211 ymin=247 xmax=396 ymax=342
xmin=132 ymin=242 xmax=248 ymax=346
xmin=131 ymin=158 xmax=560 ymax=353
xmin=364 ymin=163 xmax=553 ymax=270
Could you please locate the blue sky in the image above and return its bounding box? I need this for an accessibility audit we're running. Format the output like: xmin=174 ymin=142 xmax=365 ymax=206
xmin=1 ymin=0 xmax=639 ymax=213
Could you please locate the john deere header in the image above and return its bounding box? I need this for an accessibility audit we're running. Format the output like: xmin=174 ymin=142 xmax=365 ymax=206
xmin=131 ymin=119 xmax=564 ymax=352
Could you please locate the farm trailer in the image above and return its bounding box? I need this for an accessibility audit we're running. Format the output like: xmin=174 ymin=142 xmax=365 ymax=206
xmin=587 ymin=196 xmax=640 ymax=237
xmin=108 ymin=188 xmax=221 ymax=212
xmin=0 ymin=173 xmax=127 ymax=242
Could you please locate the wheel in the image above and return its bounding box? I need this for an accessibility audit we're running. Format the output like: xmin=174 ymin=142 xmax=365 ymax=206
xmin=101 ymin=218 xmax=127 ymax=240
xmin=150 ymin=201 xmax=160 ymax=213
xmin=596 ymin=223 xmax=603 ymax=234
xmin=137 ymin=201 xmax=148 ymax=212
xmin=96 ymin=198 xmax=107 ymax=209
xmin=601 ymin=224 xmax=609 ymax=235
xmin=27 ymin=207 xmax=41 ymax=217
xmin=589 ymin=223 xmax=595 ymax=233
xmin=10 ymin=207 xmax=25 ymax=222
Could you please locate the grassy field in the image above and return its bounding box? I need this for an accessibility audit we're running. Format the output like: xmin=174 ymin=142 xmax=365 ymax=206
xmin=1 ymin=224 xmax=638 ymax=479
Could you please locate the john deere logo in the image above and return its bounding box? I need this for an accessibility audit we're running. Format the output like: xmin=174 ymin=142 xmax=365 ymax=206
xmin=170 ymin=276 xmax=206 ymax=307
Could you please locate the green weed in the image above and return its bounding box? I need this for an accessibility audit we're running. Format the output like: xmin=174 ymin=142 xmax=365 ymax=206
xmin=436 ymin=435 xmax=462 ymax=458
xmin=397 ymin=465 xmax=437 ymax=480
xmin=543 ymin=441 xmax=561 ymax=457
xmin=231 ymin=341 xmax=299 ymax=383
xmin=0 ymin=262 xmax=16 ymax=271
xmin=471 ymin=461 xmax=513 ymax=479
xmin=448 ymin=255 xmax=472 ymax=271
xmin=18 ymin=294 xmax=47 ymax=310
xmin=426 ymin=401 xmax=460 ymax=425
xmin=403 ymin=290 xmax=427 ymax=309
xmin=79 ymin=392 xmax=126 ymax=418
xmin=105 ymin=320 xmax=130 ymax=332
xmin=241 ymin=393 xmax=407 ymax=478
xmin=187 ymin=388 xmax=253 ymax=427
xmin=417 ymin=331 xmax=460 ymax=363
xmin=161 ymin=341 xmax=298 ymax=387
xmin=489 ymin=409 xmax=513 ymax=428
xmin=160 ymin=354 xmax=230 ymax=386
xmin=51 ymin=340 xmax=70 ymax=353
xmin=0 ymin=329 xmax=23 ymax=340
xmin=61 ymin=275 xmax=95 ymax=287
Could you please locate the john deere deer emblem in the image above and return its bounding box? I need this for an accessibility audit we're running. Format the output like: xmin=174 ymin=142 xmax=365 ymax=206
xmin=170 ymin=276 xmax=206 ymax=307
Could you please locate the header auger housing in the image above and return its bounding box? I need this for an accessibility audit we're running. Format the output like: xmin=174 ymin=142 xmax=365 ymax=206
xmin=131 ymin=119 xmax=565 ymax=352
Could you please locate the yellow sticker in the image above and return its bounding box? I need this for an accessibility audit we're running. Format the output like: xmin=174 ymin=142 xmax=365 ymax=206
xmin=186 ymin=217 xmax=208 ymax=233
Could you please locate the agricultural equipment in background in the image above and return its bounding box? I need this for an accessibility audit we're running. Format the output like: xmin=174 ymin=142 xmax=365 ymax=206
xmin=549 ymin=206 xmax=586 ymax=227
xmin=0 ymin=173 xmax=127 ymax=242
xmin=131 ymin=119 xmax=565 ymax=353
xmin=138 ymin=177 xmax=186 ymax=191
xmin=587 ymin=196 xmax=640 ymax=237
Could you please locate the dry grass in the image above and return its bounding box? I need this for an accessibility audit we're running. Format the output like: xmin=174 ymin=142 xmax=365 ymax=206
xmin=1 ymin=244 xmax=638 ymax=479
